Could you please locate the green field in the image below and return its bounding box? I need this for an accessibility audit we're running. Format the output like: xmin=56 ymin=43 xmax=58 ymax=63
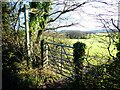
xmin=45 ymin=32 xmax=118 ymax=65
xmin=66 ymin=33 xmax=117 ymax=65
xmin=70 ymin=39 xmax=116 ymax=56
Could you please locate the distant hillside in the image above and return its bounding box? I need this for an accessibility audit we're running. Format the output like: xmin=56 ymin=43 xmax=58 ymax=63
xmin=59 ymin=29 xmax=117 ymax=34
xmin=58 ymin=30 xmax=89 ymax=39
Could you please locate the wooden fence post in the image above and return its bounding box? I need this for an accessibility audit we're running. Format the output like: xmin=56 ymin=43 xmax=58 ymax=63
xmin=60 ymin=46 xmax=63 ymax=73
xmin=41 ymin=39 xmax=44 ymax=68
xmin=73 ymin=42 xmax=86 ymax=89
xmin=46 ymin=44 xmax=49 ymax=66
xmin=24 ymin=4 xmax=30 ymax=67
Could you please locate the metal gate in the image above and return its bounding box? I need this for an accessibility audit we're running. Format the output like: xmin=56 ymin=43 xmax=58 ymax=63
xmin=43 ymin=41 xmax=75 ymax=78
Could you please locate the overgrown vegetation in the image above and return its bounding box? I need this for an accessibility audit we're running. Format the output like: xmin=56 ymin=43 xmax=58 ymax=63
xmin=2 ymin=1 xmax=120 ymax=90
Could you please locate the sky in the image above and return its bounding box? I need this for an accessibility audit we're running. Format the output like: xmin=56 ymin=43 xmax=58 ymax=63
xmin=14 ymin=0 xmax=119 ymax=31
xmin=51 ymin=0 xmax=119 ymax=31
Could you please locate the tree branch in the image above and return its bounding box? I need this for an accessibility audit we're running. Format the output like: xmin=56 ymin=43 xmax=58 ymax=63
xmin=49 ymin=10 xmax=62 ymax=16
xmin=46 ymin=23 xmax=78 ymax=30
xmin=111 ymin=18 xmax=120 ymax=32
xmin=11 ymin=0 xmax=20 ymax=11
xmin=47 ymin=2 xmax=87 ymax=23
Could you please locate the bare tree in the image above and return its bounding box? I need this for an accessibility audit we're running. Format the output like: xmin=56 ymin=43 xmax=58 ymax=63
xmin=79 ymin=0 xmax=119 ymax=60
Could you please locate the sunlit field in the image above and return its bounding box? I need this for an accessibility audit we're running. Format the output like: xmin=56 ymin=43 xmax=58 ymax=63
xmin=45 ymin=32 xmax=117 ymax=62
xmin=66 ymin=33 xmax=117 ymax=65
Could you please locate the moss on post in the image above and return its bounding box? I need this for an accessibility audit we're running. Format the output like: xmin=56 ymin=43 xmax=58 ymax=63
xmin=73 ymin=42 xmax=86 ymax=89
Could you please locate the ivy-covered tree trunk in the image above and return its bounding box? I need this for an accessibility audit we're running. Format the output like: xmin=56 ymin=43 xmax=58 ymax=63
xmin=29 ymin=1 xmax=51 ymax=68
xmin=29 ymin=1 xmax=51 ymax=43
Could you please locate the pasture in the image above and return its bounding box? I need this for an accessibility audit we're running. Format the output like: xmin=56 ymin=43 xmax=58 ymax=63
xmin=66 ymin=33 xmax=117 ymax=65
xmin=45 ymin=32 xmax=117 ymax=65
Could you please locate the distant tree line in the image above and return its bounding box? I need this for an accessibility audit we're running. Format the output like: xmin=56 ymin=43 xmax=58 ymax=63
xmin=64 ymin=30 xmax=89 ymax=39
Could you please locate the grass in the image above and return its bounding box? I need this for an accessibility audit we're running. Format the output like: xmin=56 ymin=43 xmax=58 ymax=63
xmin=44 ymin=32 xmax=118 ymax=66
xmin=69 ymin=35 xmax=117 ymax=56
xmin=71 ymin=39 xmax=115 ymax=55
xmin=66 ymin=33 xmax=117 ymax=65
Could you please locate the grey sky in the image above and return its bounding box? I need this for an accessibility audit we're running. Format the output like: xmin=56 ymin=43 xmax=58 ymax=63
xmin=14 ymin=0 xmax=119 ymax=31
xmin=51 ymin=0 xmax=119 ymax=31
